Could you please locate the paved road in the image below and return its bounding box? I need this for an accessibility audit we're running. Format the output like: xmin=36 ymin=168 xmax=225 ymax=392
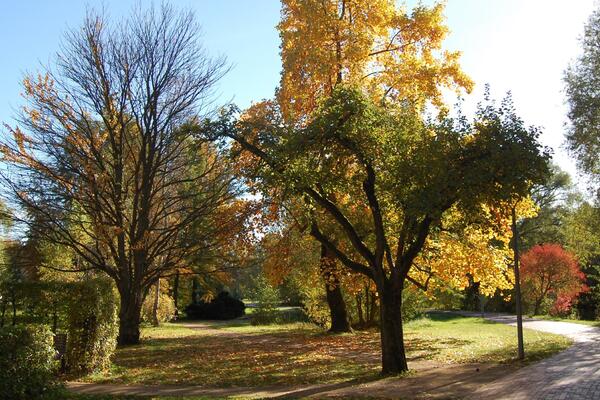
xmin=460 ymin=312 xmax=600 ymax=400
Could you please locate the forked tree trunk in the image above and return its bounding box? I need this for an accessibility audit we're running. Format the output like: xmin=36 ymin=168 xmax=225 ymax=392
xmin=378 ymin=282 xmax=408 ymax=374
xmin=117 ymin=290 xmax=144 ymax=345
xmin=321 ymin=244 xmax=352 ymax=333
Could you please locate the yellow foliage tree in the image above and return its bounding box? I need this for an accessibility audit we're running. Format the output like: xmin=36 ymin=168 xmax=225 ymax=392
xmin=277 ymin=0 xmax=473 ymax=121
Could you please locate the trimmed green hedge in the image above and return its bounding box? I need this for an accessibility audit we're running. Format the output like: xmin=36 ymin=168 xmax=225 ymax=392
xmin=0 ymin=325 xmax=61 ymax=400
xmin=64 ymin=278 xmax=118 ymax=375
xmin=251 ymin=307 xmax=309 ymax=325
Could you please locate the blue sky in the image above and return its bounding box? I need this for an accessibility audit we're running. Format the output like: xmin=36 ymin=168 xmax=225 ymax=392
xmin=0 ymin=1 xmax=282 ymax=117
xmin=0 ymin=1 xmax=596 ymax=189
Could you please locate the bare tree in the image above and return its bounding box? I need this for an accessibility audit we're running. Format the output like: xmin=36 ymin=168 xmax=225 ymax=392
xmin=1 ymin=4 xmax=242 ymax=345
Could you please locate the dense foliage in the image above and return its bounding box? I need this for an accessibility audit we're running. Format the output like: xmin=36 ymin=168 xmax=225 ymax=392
xmin=0 ymin=325 xmax=61 ymax=400
xmin=249 ymin=275 xmax=281 ymax=325
xmin=141 ymin=280 xmax=177 ymax=325
xmin=0 ymin=268 xmax=119 ymax=376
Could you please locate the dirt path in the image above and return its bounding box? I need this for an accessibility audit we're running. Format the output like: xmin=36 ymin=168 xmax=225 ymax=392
xmin=67 ymin=362 xmax=514 ymax=399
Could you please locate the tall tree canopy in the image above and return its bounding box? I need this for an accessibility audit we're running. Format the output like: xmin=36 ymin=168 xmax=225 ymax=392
xmin=0 ymin=5 xmax=251 ymax=345
xmin=518 ymin=165 xmax=575 ymax=249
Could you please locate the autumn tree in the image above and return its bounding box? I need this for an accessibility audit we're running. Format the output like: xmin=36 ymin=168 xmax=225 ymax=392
xmin=0 ymin=5 xmax=248 ymax=345
xmin=521 ymin=244 xmax=587 ymax=315
xmin=277 ymin=0 xmax=472 ymax=118
xmin=262 ymin=0 xmax=474 ymax=333
xmin=205 ymin=86 xmax=549 ymax=374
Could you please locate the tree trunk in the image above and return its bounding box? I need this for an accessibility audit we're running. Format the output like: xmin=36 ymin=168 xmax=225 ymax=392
xmin=11 ymin=290 xmax=16 ymax=326
xmin=533 ymin=298 xmax=542 ymax=316
xmin=52 ymin=307 xmax=58 ymax=334
xmin=368 ymin=291 xmax=378 ymax=325
xmin=356 ymin=295 xmax=365 ymax=326
xmin=151 ymin=278 xmax=160 ymax=327
xmin=192 ymin=278 xmax=200 ymax=304
xmin=326 ymin=281 xmax=352 ymax=332
xmin=117 ymin=291 xmax=143 ymax=345
xmin=320 ymin=244 xmax=352 ymax=333
xmin=379 ymin=282 xmax=408 ymax=374
xmin=173 ymin=271 xmax=180 ymax=319
xmin=0 ymin=299 xmax=6 ymax=327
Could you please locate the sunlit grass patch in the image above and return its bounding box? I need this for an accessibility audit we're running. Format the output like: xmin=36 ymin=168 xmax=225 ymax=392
xmin=140 ymin=323 xmax=198 ymax=340
xmin=405 ymin=312 xmax=572 ymax=364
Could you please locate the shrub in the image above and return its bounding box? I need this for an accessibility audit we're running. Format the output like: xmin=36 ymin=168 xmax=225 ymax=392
xmin=0 ymin=325 xmax=61 ymax=400
xmin=299 ymin=290 xmax=330 ymax=327
xmin=401 ymin=285 xmax=428 ymax=322
xmin=249 ymin=275 xmax=281 ymax=325
xmin=428 ymin=287 xmax=465 ymax=310
xmin=141 ymin=286 xmax=177 ymax=324
xmin=64 ymin=279 xmax=118 ymax=375
xmin=185 ymin=291 xmax=245 ymax=320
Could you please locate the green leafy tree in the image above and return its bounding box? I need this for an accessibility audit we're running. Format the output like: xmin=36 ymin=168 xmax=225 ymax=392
xmin=206 ymin=87 xmax=549 ymax=374
xmin=519 ymin=165 xmax=576 ymax=249
xmin=249 ymin=273 xmax=281 ymax=325
xmin=565 ymin=6 xmax=600 ymax=195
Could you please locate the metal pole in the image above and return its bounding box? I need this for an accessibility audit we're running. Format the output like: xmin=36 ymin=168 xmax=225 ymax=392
xmin=512 ymin=206 xmax=525 ymax=360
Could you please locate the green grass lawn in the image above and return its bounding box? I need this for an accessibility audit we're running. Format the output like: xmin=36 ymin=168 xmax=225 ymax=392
xmin=83 ymin=312 xmax=571 ymax=388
